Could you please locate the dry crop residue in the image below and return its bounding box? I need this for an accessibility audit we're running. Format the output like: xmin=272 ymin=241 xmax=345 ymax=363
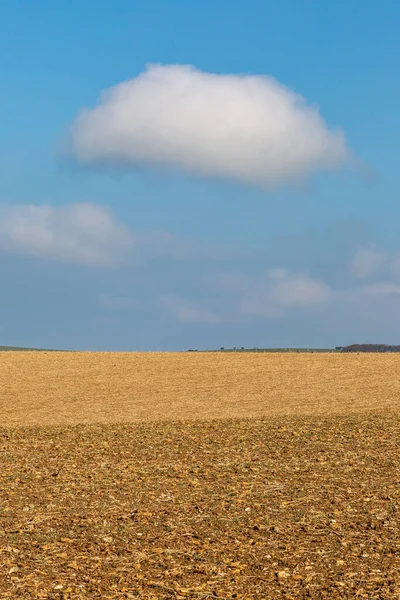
xmin=0 ymin=416 xmax=399 ymax=598
xmin=1 ymin=352 xmax=400 ymax=426
xmin=1 ymin=353 xmax=400 ymax=598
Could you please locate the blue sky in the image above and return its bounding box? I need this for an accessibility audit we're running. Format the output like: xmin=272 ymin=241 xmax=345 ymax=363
xmin=1 ymin=0 xmax=400 ymax=350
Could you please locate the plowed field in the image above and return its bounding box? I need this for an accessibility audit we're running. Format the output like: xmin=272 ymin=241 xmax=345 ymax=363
xmin=0 ymin=352 xmax=399 ymax=598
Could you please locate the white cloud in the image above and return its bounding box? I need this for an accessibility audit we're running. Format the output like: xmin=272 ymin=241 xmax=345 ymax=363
xmin=158 ymin=293 xmax=220 ymax=323
xmin=0 ymin=203 xmax=133 ymax=266
xmin=350 ymin=247 xmax=400 ymax=282
xmin=205 ymin=267 xmax=331 ymax=320
xmin=238 ymin=269 xmax=331 ymax=316
xmin=71 ymin=64 xmax=350 ymax=187
xmin=204 ymin=264 xmax=400 ymax=326
xmin=268 ymin=271 xmax=331 ymax=308
xmin=0 ymin=202 xmax=240 ymax=267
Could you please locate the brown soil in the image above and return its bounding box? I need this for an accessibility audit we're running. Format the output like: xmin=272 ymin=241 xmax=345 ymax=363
xmin=0 ymin=353 xmax=399 ymax=598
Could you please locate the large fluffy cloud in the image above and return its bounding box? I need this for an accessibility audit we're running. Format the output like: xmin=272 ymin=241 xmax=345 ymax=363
xmin=0 ymin=203 xmax=133 ymax=266
xmin=71 ymin=64 xmax=350 ymax=187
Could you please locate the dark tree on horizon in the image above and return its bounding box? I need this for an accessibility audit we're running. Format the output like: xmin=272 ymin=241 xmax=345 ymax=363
xmin=341 ymin=344 xmax=400 ymax=353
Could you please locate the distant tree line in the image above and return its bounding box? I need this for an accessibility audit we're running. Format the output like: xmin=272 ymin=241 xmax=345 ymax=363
xmin=340 ymin=344 xmax=400 ymax=353
xmin=188 ymin=345 xmax=400 ymax=353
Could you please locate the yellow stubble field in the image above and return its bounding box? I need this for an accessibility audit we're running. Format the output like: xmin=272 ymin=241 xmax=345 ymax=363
xmin=1 ymin=351 xmax=400 ymax=426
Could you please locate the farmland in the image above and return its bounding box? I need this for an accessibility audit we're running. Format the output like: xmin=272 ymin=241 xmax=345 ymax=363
xmin=0 ymin=352 xmax=400 ymax=598
xmin=1 ymin=351 xmax=400 ymax=427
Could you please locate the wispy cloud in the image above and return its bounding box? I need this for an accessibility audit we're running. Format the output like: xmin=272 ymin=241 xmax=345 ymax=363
xmin=0 ymin=203 xmax=133 ymax=266
xmin=0 ymin=202 xmax=237 ymax=267
xmin=339 ymin=281 xmax=400 ymax=300
xmin=350 ymin=246 xmax=400 ymax=281
xmin=209 ymin=268 xmax=331 ymax=318
xmin=267 ymin=269 xmax=331 ymax=308
xmin=351 ymin=247 xmax=385 ymax=279
xmin=158 ymin=293 xmax=221 ymax=323
xmin=71 ymin=64 xmax=351 ymax=188
xmin=201 ymin=256 xmax=400 ymax=327
xmin=361 ymin=282 xmax=400 ymax=296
